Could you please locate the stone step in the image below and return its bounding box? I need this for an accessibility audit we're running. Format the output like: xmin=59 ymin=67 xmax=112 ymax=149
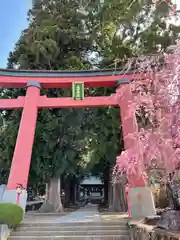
xmin=11 ymin=229 xmax=129 ymax=237
xmin=20 ymin=221 xmax=128 ymax=227
xmin=9 ymin=235 xmax=130 ymax=240
xmin=15 ymin=225 xmax=128 ymax=231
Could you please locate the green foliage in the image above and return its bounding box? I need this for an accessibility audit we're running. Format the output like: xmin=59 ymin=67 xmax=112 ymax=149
xmin=0 ymin=203 xmax=23 ymax=225
xmin=0 ymin=118 xmax=20 ymax=183
xmin=87 ymin=0 xmax=180 ymax=67
xmin=82 ymin=106 xmax=121 ymax=175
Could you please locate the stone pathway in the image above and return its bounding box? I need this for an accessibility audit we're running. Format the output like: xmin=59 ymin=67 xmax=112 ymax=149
xmin=54 ymin=203 xmax=101 ymax=223
xmin=23 ymin=203 xmax=101 ymax=223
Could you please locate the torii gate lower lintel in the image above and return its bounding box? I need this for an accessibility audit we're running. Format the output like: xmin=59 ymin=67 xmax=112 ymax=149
xmin=0 ymin=69 xmax=156 ymax=218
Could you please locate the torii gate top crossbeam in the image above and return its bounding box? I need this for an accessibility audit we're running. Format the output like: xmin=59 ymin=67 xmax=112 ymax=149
xmin=0 ymin=69 xmax=136 ymax=88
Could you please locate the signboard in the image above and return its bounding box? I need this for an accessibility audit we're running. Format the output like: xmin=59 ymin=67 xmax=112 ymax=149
xmin=72 ymin=82 xmax=84 ymax=100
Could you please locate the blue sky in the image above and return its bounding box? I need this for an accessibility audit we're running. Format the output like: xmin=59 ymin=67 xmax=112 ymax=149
xmin=0 ymin=0 xmax=32 ymax=68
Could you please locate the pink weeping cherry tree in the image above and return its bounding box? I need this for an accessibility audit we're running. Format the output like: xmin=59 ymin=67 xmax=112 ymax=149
xmin=114 ymin=43 xmax=180 ymax=209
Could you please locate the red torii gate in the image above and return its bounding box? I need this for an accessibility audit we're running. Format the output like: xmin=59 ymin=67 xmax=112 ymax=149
xmin=0 ymin=69 xmax=155 ymax=217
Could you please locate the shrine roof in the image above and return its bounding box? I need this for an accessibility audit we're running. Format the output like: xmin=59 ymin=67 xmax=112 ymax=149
xmin=81 ymin=176 xmax=103 ymax=185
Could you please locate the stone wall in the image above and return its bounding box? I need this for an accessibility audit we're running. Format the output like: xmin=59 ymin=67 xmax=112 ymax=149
xmin=129 ymin=221 xmax=180 ymax=240
xmin=2 ymin=189 xmax=27 ymax=212
xmin=0 ymin=225 xmax=10 ymax=240
xmin=0 ymin=185 xmax=6 ymax=202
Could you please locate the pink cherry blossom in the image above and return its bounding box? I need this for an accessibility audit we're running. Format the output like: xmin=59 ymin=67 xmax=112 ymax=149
xmin=114 ymin=43 xmax=180 ymax=182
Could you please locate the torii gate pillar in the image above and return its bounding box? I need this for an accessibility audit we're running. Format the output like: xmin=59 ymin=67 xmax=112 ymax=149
xmin=117 ymin=82 xmax=156 ymax=218
xmin=3 ymin=82 xmax=40 ymax=210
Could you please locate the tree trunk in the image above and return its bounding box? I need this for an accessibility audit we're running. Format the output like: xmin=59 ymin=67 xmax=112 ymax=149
xmin=118 ymin=183 xmax=127 ymax=212
xmin=64 ymin=176 xmax=71 ymax=208
xmin=109 ymin=182 xmax=127 ymax=212
xmin=104 ymin=167 xmax=110 ymax=206
xmin=70 ymin=177 xmax=76 ymax=205
xmin=108 ymin=182 xmax=113 ymax=207
xmin=38 ymin=177 xmax=64 ymax=213
xmin=113 ymin=183 xmax=120 ymax=212
xmin=76 ymin=184 xmax=80 ymax=202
